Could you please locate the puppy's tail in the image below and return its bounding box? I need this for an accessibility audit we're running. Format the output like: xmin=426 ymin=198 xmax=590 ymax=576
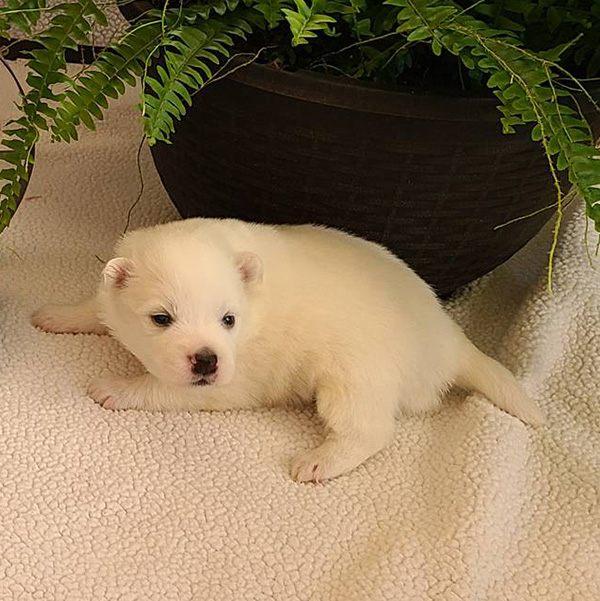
xmin=455 ymin=336 xmax=545 ymax=426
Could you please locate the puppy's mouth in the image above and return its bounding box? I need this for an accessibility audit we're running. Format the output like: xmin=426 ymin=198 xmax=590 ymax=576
xmin=191 ymin=376 xmax=216 ymax=387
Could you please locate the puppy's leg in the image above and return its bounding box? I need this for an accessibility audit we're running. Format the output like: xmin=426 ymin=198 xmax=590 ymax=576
xmin=32 ymin=297 xmax=107 ymax=335
xmin=89 ymin=373 xmax=252 ymax=412
xmin=89 ymin=373 xmax=172 ymax=411
xmin=291 ymin=379 xmax=398 ymax=483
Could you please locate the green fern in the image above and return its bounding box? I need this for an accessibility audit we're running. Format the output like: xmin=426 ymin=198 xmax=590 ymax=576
xmin=50 ymin=2 xmax=255 ymax=143
xmin=143 ymin=16 xmax=252 ymax=145
xmin=181 ymin=0 xmax=242 ymax=22
xmin=282 ymin=0 xmax=337 ymax=46
xmin=0 ymin=0 xmax=105 ymax=232
xmin=1 ymin=0 xmax=599 ymax=278
xmin=51 ymin=19 xmax=169 ymax=141
xmin=251 ymin=0 xmax=286 ymax=29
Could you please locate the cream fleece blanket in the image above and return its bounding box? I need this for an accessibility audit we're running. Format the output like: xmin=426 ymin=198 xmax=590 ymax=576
xmin=1 ymin=63 xmax=599 ymax=601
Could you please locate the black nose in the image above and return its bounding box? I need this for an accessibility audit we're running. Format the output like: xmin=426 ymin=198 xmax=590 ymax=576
xmin=191 ymin=349 xmax=218 ymax=376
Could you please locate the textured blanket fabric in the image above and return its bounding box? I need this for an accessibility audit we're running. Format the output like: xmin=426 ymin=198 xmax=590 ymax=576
xmin=1 ymin=63 xmax=599 ymax=601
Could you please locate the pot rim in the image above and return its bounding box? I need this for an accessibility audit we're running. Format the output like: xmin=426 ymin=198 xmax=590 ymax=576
xmin=228 ymin=62 xmax=502 ymax=122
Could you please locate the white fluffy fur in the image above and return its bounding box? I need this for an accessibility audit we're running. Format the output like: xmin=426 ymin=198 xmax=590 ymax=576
xmin=32 ymin=218 xmax=545 ymax=481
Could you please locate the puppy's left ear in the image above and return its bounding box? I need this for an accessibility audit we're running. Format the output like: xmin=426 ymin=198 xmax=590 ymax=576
xmin=235 ymin=252 xmax=263 ymax=285
xmin=103 ymin=257 xmax=135 ymax=289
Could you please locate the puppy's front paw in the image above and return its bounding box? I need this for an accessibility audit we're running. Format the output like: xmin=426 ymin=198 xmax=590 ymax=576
xmin=88 ymin=376 xmax=132 ymax=411
xmin=31 ymin=304 xmax=74 ymax=333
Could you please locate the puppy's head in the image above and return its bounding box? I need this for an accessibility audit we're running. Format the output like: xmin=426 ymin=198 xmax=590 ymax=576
xmin=99 ymin=232 xmax=262 ymax=388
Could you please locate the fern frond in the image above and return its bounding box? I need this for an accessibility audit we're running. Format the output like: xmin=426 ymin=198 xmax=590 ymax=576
xmin=282 ymin=0 xmax=337 ymax=46
xmin=143 ymin=16 xmax=252 ymax=145
xmin=251 ymin=0 xmax=286 ymax=29
xmin=180 ymin=0 xmax=242 ymax=22
xmin=0 ymin=0 xmax=105 ymax=233
xmin=51 ymin=19 xmax=168 ymax=141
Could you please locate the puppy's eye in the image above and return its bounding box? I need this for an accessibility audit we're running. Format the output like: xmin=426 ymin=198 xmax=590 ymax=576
xmin=151 ymin=313 xmax=173 ymax=327
xmin=222 ymin=313 xmax=236 ymax=329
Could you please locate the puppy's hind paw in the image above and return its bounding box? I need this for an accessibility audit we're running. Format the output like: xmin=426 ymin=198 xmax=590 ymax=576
xmin=291 ymin=434 xmax=387 ymax=483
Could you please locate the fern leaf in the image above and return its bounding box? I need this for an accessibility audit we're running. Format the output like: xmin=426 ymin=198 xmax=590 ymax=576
xmin=51 ymin=19 xmax=168 ymax=142
xmin=0 ymin=0 xmax=104 ymax=233
xmin=143 ymin=17 xmax=251 ymax=145
xmin=251 ymin=0 xmax=285 ymax=29
xmin=0 ymin=0 xmax=46 ymax=37
xmin=180 ymin=0 xmax=242 ymax=22
xmin=282 ymin=0 xmax=337 ymax=46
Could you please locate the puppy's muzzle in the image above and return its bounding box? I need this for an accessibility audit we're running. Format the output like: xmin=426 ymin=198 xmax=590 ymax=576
xmin=190 ymin=348 xmax=218 ymax=377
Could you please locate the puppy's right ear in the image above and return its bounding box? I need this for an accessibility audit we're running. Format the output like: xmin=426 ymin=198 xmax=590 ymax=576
xmin=102 ymin=257 xmax=134 ymax=289
xmin=235 ymin=252 xmax=263 ymax=285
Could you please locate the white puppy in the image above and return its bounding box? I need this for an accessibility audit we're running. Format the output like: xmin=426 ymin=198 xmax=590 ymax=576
xmin=32 ymin=218 xmax=544 ymax=481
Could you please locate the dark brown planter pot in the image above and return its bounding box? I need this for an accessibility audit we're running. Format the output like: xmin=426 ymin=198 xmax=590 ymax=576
xmin=120 ymin=2 xmax=596 ymax=297
xmin=151 ymin=65 xmax=580 ymax=297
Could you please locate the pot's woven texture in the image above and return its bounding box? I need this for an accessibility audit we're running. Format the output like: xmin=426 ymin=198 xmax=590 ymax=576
xmin=152 ymin=66 xmax=569 ymax=296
